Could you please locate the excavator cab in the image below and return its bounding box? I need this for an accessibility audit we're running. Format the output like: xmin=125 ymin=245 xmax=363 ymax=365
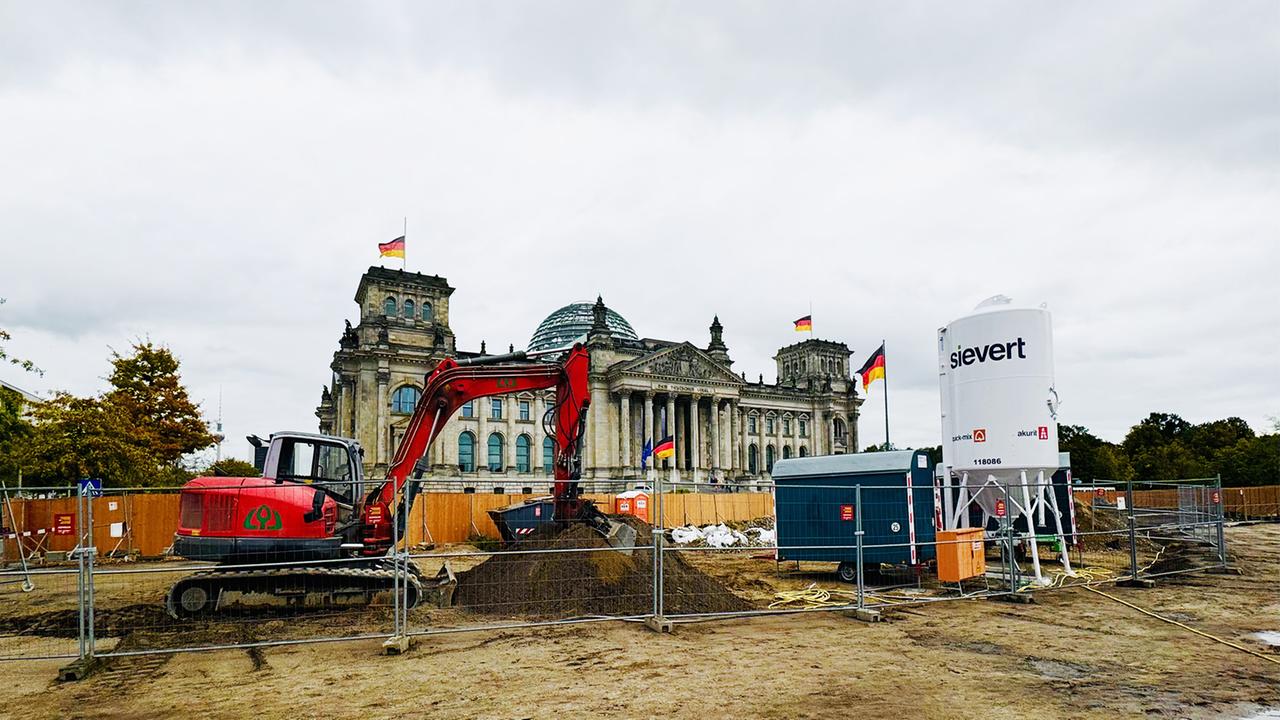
xmin=253 ymin=431 xmax=365 ymax=524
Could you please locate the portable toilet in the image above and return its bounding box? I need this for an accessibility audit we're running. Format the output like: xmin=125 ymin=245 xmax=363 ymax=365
xmin=615 ymin=489 xmax=650 ymax=523
xmin=772 ymin=449 xmax=937 ymax=581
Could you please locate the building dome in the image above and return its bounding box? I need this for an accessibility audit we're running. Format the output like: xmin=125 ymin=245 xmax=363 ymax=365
xmin=528 ymin=302 xmax=638 ymax=352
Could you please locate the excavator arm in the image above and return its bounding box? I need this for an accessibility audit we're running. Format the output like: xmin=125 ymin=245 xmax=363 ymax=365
xmin=359 ymin=344 xmax=632 ymax=552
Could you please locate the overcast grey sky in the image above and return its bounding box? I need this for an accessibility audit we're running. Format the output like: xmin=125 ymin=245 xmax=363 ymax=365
xmin=1 ymin=1 xmax=1277 ymax=461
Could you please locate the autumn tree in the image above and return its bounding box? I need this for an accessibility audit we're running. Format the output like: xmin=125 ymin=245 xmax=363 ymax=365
xmin=105 ymin=341 xmax=214 ymax=466
xmin=18 ymin=393 xmax=158 ymax=486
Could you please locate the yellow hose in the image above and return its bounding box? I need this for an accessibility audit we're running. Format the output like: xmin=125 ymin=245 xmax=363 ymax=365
xmin=1083 ymin=585 xmax=1279 ymax=666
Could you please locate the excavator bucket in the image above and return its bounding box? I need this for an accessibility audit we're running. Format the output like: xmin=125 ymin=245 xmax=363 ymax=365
xmin=598 ymin=517 xmax=638 ymax=555
xmin=420 ymin=562 xmax=457 ymax=608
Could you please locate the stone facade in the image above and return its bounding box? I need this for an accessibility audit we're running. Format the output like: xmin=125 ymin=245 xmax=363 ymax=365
xmin=317 ymin=267 xmax=862 ymax=490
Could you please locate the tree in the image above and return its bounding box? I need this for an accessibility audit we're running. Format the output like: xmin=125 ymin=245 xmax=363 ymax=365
xmin=1122 ymin=412 xmax=1192 ymax=456
xmin=0 ymin=387 xmax=33 ymax=483
xmin=203 ymin=458 xmax=261 ymax=478
xmin=105 ymin=341 xmax=214 ymax=465
xmin=1058 ymin=424 xmax=1133 ymax=482
xmin=18 ymin=393 xmax=159 ymax=486
xmin=0 ymin=298 xmax=41 ymax=375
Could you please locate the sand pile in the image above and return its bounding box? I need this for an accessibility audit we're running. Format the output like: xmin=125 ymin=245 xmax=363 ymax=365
xmin=454 ymin=517 xmax=753 ymax=618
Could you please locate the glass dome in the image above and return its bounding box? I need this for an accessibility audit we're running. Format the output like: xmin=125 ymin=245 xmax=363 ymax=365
xmin=528 ymin=302 xmax=638 ymax=353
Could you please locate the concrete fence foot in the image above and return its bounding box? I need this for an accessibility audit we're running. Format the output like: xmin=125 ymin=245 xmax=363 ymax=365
xmin=1207 ymin=566 xmax=1242 ymax=576
xmin=995 ymin=592 xmax=1037 ymax=604
xmin=382 ymin=635 xmax=412 ymax=655
xmin=644 ymin=616 xmax=673 ymax=633
xmin=1118 ymin=578 xmax=1156 ymax=588
xmin=57 ymin=656 xmax=104 ymax=682
xmin=842 ymin=608 xmax=881 ymax=623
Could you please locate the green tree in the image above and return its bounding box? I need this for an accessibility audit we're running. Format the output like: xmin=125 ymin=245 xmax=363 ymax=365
xmin=0 ymin=387 xmax=33 ymax=483
xmin=203 ymin=458 xmax=261 ymax=478
xmin=1213 ymin=435 xmax=1280 ymax=487
xmin=1059 ymin=424 xmax=1133 ymax=482
xmin=0 ymin=298 xmax=41 ymax=375
xmin=105 ymin=341 xmax=214 ymax=465
xmin=18 ymin=393 xmax=159 ymax=486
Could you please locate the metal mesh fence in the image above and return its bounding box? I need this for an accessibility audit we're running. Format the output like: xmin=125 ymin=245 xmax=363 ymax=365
xmin=0 ymin=472 xmax=1241 ymax=673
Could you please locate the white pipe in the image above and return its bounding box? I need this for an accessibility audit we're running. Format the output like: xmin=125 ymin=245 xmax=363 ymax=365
xmin=1020 ymin=470 xmax=1044 ymax=584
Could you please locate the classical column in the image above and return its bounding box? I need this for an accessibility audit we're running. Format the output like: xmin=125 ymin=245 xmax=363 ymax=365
xmin=709 ymin=396 xmax=721 ymax=480
xmin=665 ymin=394 xmax=677 ymax=480
xmin=729 ymin=402 xmax=739 ymax=475
xmin=690 ymin=394 xmax=703 ymax=483
xmin=532 ymin=394 xmax=544 ymax=476
xmin=477 ymin=398 xmax=489 ymax=475
xmin=645 ymin=393 xmax=656 ymax=483
xmin=375 ymin=369 xmax=390 ymax=467
xmin=619 ymin=392 xmax=632 ymax=478
xmin=505 ymin=397 xmax=516 ymax=476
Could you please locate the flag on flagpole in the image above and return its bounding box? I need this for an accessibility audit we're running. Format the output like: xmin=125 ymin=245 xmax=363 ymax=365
xmin=793 ymin=315 xmax=812 ymax=332
xmin=653 ymin=435 xmax=675 ymax=459
xmin=640 ymin=438 xmax=653 ymax=470
xmin=379 ymin=236 xmax=406 ymax=258
xmin=857 ymin=343 xmax=886 ymax=392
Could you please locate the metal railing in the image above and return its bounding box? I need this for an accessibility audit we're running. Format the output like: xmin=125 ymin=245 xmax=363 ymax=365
xmin=0 ymin=473 xmax=1239 ymax=673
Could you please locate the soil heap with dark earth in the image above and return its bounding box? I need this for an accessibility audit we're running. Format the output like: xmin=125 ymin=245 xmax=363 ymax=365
xmin=454 ymin=517 xmax=753 ymax=617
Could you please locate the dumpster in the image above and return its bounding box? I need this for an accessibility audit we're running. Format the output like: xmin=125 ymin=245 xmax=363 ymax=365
xmin=772 ymin=449 xmax=937 ymax=580
xmin=488 ymin=497 xmax=555 ymax=544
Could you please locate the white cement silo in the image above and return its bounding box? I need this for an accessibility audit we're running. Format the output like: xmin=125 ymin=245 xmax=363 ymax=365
xmin=937 ymin=296 xmax=1070 ymax=582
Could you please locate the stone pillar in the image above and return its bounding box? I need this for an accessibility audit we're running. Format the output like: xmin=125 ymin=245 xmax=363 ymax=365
xmin=673 ymin=395 xmax=683 ymax=472
xmin=532 ymin=394 xmax=544 ymax=476
xmin=505 ymin=398 xmax=516 ymax=476
xmin=645 ymin=393 xmax=656 ymax=483
xmin=619 ymin=392 xmax=631 ymax=478
xmin=375 ymin=369 xmax=390 ymax=467
xmin=477 ymin=399 xmax=489 ymax=475
xmin=665 ymin=394 xmax=677 ymax=481
xmin=690 ymin=394 xmax=702 ymax=484
xmin=729 ymin=402 xmax=739 ymax=476
xmin=709 ymin=397 xmax=721 ymax=480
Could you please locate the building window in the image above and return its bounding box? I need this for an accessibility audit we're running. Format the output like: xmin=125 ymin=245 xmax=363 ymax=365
xmin=543 ymin=436 xmax=555 ymax=473
xmin=783 ymin=445 xmax=792 ymax=460
xmin=461 ymin=401 xmax=475 ymax=418
xmin=766 ymin=417 xmax=775 ymax=434
xmin=748 ymin=416 xmax=757 ymax=434
xmin=487 ymin=433 xmax=504 ymax=472
xmin=519 ymin=400 xmax=531 ymax=421
xmin=491 ymin=398 xmax=503 ymax=419
xmin=422 ymin=301 xmax=433 ymax=321
xmin=390 ymin=385 xmax=419 ymax=414
xmin=458 ymin=431 xmax=475 ymax=472
xmin=766 ymin=445 xmax=775 ymax=472
xmin=403 ymin=299 xmax=415 ymax=319
xmin=748 ymin=444 xmax=758 ymax=474
xmin=783 ymin=417 xmax=791 ymax=435
xmin=516 ymin=434 xmax=531 ymax=473
xmin=799 ymin=419 xmax=808 ymax=438
xmin=384 ymin=296 xmax=397 ymax=316
xmin=833 ymin=417 xmax=847 ymax=442
xmin=799 ymin=446 xmax=808 ymax=457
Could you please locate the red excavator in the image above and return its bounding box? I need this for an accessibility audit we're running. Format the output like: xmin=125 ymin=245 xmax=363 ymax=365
xmin=167 ymin=344 xmax=634 ymax=617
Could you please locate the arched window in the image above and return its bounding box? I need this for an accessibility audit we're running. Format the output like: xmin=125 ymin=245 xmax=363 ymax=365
xmin=783 ymin=445 xmax=792 ymax=460
xmin=748 ymin=444 xmax=759 ymax=474
xmin=516 ymin=434 xmax=532 ymax=473
xmin=766 ymin=445 xmax=776 ymax=472
xmin=833 ymin=417 xmax=847 ymax=442
xmin=487 ymin=433 xmax=504 ymax=472
xmin=799 ymin=446 xmax=808 ymax=457
xmin=390 ymin=385 xmax=419 ymax=414
xmin=403 ymin=299 xmax=415 ymax=319
xmin=421 ymin=301 xmax=433 ymax=321
xmin=543 ymin=436 xmax=555 ymax=473
xmin=383 ymin=296 xmax=397 ymax=316
xmin=458 ymin=431 xmax=475 ymax=472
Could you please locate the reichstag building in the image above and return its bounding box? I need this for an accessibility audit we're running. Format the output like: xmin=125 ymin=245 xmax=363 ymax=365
xmin=317 ymin=267 xmax=862 ymax=490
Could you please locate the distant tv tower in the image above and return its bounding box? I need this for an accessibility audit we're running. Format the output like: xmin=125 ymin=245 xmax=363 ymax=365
xmin=211 ymin=387 xmax=225 ymax=462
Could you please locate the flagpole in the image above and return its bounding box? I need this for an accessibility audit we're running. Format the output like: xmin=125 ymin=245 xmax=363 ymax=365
xmin=882 ymin=339 xmax=890 ymax=450
xmin=402 ymin=217 xmax=407 ymax=271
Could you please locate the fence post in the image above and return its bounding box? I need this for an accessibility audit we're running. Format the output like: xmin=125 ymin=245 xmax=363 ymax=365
xmin=75 ymin=483 xmax=87 ymax=661
xmin=1003 ymin=483 xmax=1017 ymax=593
xmin=382 ymin=492 xmax=411 ymax=655
xmin=646 ymin=464 xmax=671 ymax=633
xmin=855 ymin=484 xmax=865 ymax=610
xmin=85 ymin=488 xmax=96 ymax=657
xmin=1215 ymin=475 xmax=1227 ymax=568
xmin=1126 ymin=478 xmax=1138 ymax=581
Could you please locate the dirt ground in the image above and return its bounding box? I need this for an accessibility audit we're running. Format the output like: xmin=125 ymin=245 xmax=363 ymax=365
xmin=0 ymin=523 xmax=1277 ymax=720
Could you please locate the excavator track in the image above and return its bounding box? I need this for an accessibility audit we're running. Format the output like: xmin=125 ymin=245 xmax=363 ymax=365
xmin=165 ymin=561 xmax=425 ymax=619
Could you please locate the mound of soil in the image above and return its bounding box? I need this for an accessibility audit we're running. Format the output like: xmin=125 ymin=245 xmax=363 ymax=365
xmin=454 ymin=517 xmax=753 ymax=618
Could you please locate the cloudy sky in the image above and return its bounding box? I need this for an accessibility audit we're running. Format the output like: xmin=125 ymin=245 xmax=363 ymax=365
xmin=1 ymin=1 xmax=1277 ymax=462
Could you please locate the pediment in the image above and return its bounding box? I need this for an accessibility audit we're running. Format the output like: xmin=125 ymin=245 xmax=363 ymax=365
xmin=614 ymin=343 xmax=744 ymax=385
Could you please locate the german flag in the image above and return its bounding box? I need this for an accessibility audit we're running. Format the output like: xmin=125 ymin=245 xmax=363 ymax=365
xmin=378 ymin=235 xmax=406 ymax=258
xmin=857 ymin=343 xmax=886 ymax=392
xmin=653 ymin=435 xmax=675 ymax=459
xmin=793 ymin=315 xmax=812 ymax=332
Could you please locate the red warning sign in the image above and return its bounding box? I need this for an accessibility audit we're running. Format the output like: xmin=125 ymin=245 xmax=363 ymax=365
xmin=840 ymin=504 xmax=854 ymax=521
xmin=1037 ymin=426 xmax=1049 ymax=440
xmin=994 ymin=499 xmax=1006 ymax=518
xmin=1211 ymin=490 xmax=1221 ymax=504
xmin=973 ymin=429 xmax=987 ymax=443
xmin=1095 ymin=487 xmax=1106 ymax=498
xmin=53 ymin=513 xmax=75 ymax=536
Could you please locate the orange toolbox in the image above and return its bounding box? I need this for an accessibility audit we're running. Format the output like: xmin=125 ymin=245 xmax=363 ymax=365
xmin=936 ymin=527 xmax=986 ymax=583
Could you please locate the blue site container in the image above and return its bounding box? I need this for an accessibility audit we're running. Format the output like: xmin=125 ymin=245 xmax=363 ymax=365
xmin=772 ymin=449 xmax=937 ymax=577
xmin=488 ymin=498 xmax=556 ymax=544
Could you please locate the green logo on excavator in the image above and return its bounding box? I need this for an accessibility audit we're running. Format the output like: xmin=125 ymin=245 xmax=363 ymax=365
xmin=243 ymin=504 xmax=282 ymax=531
